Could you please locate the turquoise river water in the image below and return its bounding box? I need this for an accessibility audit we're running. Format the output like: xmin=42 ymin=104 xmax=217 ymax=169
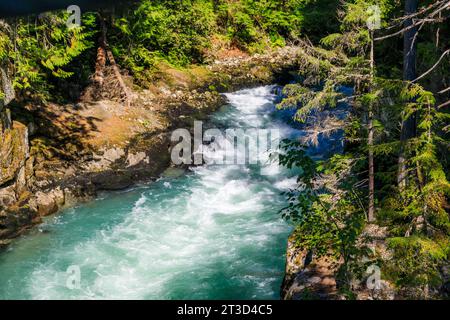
xmin=0 ymin=86 xmax=312 ymax=299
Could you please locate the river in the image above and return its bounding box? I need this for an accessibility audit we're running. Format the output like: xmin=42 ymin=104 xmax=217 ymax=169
xmin=0 ymin=84 xmax=346 ymax=299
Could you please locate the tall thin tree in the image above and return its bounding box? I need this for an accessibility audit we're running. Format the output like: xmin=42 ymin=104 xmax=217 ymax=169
xmin=398 ymin=0 xmax=419 ymax=188
xmin=368 ymin=29 xmax=375 ymax=222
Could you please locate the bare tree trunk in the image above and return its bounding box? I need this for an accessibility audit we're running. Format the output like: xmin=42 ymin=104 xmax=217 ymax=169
xmin=398 ymin=0 xmax=418 ymax=188
xmin=368 ymin=31 xmax=375 ymax=222
xmin=94 ymin=15 xmax=107 ymax=87
xmin=93 ymin=12 xmax=131 ymax=107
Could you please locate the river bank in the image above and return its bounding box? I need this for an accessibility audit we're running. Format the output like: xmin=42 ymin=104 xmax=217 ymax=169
xmin=0 ymin=46 xmax=304 ymax=249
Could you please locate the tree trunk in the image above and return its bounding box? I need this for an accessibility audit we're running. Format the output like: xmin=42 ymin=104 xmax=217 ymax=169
xmin=94 ymin=15 xmax=107 ymax=87
xmin=398 ymin=0 xmax=418 ymax=188
xmin=93 ymin=12 xmax=131 ymax=107
xmin=368 ymin=31 xmax=375 ymax=222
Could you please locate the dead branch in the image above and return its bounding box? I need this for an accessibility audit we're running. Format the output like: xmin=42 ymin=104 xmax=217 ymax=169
xmin=438 ymin=87 xmax=450 ymax=94
xmin=391 ymin=0 xmax=447 ymax=25
xmin=375 ymin=1 xmax=450 ymax=41
xmin=412 ymin=49 xmax=450 ymax=83
xmin=437 ymin=100 xmax=450 ymax=109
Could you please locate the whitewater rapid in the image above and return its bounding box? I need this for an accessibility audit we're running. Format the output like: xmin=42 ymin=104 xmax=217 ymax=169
xmin=0 ymin=86 xmax=303 ymax=299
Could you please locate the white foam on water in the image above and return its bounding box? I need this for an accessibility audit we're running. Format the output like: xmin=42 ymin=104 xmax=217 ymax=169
xmin=274 ymin=177 xmax=299 ymax=190
xmin=3 ymin=86 xmax=302 ymax=300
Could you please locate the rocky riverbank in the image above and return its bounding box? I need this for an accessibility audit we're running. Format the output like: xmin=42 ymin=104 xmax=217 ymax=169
xmin=0 ymin=46 xmax=304 ymax=249
xmin=281 ymin=224 xmax=450 ymax=300
xmin=280 ymin=228 xmax=396 ymax=300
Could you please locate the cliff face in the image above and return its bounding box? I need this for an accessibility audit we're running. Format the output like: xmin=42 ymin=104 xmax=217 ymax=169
xmin=280 ymin=228 xmax=399 ymax=300
xmin=0 ymin=65 xmax=38 ymax=246
xmin=281 ymin=234 xmax=341 ymax=300
xmin=0 ymin=114 xmax=29 ymax=191
xmin=0 ymin=109 xmax=36 ymax=242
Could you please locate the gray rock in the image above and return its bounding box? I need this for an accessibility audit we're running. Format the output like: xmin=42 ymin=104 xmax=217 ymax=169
xmin=91 ymin=171 xmax=133 ymax=190
xmin=35 ymin=191 xmax=58 ymax=216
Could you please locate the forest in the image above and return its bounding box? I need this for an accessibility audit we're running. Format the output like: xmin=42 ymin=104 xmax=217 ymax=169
xmin=0 ymin=0 xmax=449 ymax=300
